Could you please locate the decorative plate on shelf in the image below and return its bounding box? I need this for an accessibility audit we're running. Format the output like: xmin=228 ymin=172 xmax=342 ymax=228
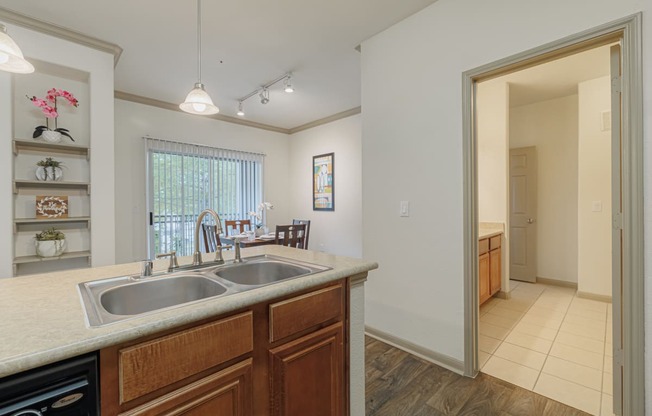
xmin=35 ymin=166 xmax=63 ymax=181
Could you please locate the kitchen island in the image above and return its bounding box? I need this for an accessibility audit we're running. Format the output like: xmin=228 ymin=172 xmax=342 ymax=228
xmin=0 ymin=245 xmax=377 ymax=415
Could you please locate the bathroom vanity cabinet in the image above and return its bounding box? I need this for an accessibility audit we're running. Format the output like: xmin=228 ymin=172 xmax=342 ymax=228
xmin=479 ymin=234 xmax=502 ymax=304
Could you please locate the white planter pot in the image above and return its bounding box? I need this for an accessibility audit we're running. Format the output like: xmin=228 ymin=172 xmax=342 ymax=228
xmin=35 ymin=166 xmax=63 ymax=181
xmin=41 ymin=130 xmax=62 ymax=143
xmin=35 ymin=239 xmax=66 ymax=257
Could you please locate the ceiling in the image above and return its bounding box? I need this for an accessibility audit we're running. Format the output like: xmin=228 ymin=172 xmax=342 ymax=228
xmin=1 ymin=0 xmax=438 ymax=130
xmin=496 ymin=45 xmax=612 ymax=108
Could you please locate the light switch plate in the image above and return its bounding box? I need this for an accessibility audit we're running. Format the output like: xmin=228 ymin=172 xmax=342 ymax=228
xmin=400 ymin=201 xmax=409 ymax=217
xmin=592 ymin=201 xmax=603 ymax=212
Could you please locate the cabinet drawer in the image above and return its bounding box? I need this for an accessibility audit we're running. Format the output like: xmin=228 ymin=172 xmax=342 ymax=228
xmin=269 ymin=283 xmax=343 ymax=343
xmin=490 ymin=235 xmax=501 ymax=250
xmin=119 ymin=312 xmax=253 ymax=403
xmin=123 ymin=359 xmax=253 ymax=416
xmin=479 ymin=238 xmax=489 ymax=255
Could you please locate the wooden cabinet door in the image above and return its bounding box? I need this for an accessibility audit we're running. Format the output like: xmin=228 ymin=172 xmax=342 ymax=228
xmin=490 ymin=247 xmax=501 ymax=295
xmin=269 ymin=323 xmax=344 ymax=416
xmin=479 ymin=252 xmax=490 ymax=304
xmin=125 ymin=359 xmax=252 ymax=416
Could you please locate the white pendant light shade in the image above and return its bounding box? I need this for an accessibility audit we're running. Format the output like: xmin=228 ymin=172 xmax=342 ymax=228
xmin=180 ymin=82 xmax=219 ymax=115
xmin=0 ymin=24 xmax=34 ymax=74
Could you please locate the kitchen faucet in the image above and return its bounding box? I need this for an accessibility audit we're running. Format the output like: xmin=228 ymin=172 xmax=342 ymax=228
xmin=192 ymin=209 xmax=224 ymax=266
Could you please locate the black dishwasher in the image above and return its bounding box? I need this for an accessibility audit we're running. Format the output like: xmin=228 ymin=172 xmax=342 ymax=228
xmin=0 ymin=353 xmax=98 ymax=416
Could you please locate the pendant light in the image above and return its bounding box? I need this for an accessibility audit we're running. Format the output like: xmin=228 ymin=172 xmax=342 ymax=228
xmin=179 ymin=0 xmax=219 ymax=115
xmin=0 ymin=23 xmax=34 ymax=74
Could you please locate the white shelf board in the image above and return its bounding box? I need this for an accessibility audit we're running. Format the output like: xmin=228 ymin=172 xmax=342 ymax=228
xmin=13 ymin=251 xmax=91 ymax=265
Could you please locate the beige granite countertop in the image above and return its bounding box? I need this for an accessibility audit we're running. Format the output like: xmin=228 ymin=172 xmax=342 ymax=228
xmin=479 ymin=222 xmax=504 ymax=240
xmin=0 ymin=246 xmax=378 ymax=378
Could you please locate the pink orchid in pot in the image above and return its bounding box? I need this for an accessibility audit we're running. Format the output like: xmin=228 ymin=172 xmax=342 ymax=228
xmin=27 ymin=88 xmax=79 ymax=142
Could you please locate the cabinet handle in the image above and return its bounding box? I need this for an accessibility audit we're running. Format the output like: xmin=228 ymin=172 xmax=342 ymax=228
xmin=527 ymin=218 xmax=536 ymax=224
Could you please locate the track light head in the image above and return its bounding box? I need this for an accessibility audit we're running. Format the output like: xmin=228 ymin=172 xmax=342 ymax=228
xmin=259 ymin=88 xmax=270 ymax=104
xmin=284 ymin=75 xmax=294 ymax=93
xmin=237 ymin=101 xmax=245 ymax=116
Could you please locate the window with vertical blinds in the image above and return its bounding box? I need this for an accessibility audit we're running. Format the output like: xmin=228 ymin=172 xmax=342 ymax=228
xmin=145 ymin=138 xmax=264 ymax=257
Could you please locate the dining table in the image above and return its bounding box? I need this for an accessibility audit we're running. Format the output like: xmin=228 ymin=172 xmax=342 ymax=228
xmin=220 ymin=233 xmax=277 ymax=248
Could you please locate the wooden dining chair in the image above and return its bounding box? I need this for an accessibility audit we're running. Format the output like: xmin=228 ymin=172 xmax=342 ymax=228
xmin=201 ymin=223 xmax=221 ymax=253
xmin=225 ymin=219 xmax=252 ymax=235
xmin=291 ymin=219 xmax=311 ymax=249
xmin=274 ymin=224 xmax=307 ymax=249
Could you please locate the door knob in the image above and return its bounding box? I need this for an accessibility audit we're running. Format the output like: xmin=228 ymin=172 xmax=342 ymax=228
xmin=527 ymin=218 xmax=536 ymax=224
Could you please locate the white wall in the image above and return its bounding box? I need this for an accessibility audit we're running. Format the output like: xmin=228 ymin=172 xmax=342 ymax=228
xmin=360 ymin=0 xmax=650 ymax=388
xmin=114 ymin=99 xmax=291 ymax=264
xmin=289 ymin=115 xmax=362 ymax=258
xmin=477 ymin=79 xmax=509 ymax=292
xmin=0 ymin=22 xmax=115 ymax=277
xmin=510 ymin=95 xmax=579 ymax=283
xmin=577 ymin=76 xmax=612 ymax=297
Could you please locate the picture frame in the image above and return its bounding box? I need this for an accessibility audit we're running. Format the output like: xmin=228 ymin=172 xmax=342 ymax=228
xmin=313 ymin=152 xmax=334 ymax=211
xmin=36 ymin=195 xmax=69 ymax=219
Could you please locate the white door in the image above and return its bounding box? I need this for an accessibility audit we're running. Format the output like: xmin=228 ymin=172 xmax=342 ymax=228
xmin=509 ymin=147 xmax=537 ymax=282
xmin=610 ymin=43 xmax=623 ymax=416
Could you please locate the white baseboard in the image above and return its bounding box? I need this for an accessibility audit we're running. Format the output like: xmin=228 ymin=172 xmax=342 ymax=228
xmin=365 ymin=325 xmax=465 ymax=375
xmin=536 ymin=276 xmax=578 ymax=289
xmin=577 ymin=291 xmax=612 ymax=303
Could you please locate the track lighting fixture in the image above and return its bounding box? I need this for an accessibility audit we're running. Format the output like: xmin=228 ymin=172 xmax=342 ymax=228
xmin=180 ymin=0 xmax=219 ymax=115
xmin=0 ymin=23 xmax=34 ymax=74
xmin=259 ymin=88 xmax=270 ymax=105
xmin=235 ymin=72 xmax=294 ymax=117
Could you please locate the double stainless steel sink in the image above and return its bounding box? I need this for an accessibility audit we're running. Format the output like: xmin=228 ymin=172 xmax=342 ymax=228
xmin=78 ymin=255 xmax=330 ymax=327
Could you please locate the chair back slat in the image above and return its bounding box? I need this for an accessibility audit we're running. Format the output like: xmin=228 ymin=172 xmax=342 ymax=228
xmin=274 ymin=224 xmax=307 ymax=249
xmin=291 ymin=219 xmax=311 ymax=249
xmin=201 ymin=224 xmax=220 ymax=253
xmin=225 ymin=219 xmax=252 ymax=235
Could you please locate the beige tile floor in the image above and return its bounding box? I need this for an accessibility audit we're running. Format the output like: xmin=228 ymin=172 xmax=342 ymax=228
xmin=479 ymin=281 xmax=614 ymax=416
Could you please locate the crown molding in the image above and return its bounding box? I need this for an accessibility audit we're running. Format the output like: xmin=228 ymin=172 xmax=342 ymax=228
xmin=288 ymin=107 xmax=361 ymax=134
xmin=116 ymin=90 xmax=361 ymax=135
xmin=0 ymin=6 xmax=123 ymax=66
xmin=115 ymin=91 xmax=291 ymax=134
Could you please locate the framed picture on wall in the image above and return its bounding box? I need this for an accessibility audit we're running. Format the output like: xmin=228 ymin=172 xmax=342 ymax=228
xmin=313 ymin=152 xmax=334 ymax=211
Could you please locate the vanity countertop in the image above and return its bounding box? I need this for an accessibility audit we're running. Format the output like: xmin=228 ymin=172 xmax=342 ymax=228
xmin=0 ymin=246 xmax=377 ymax=378
xmin=479 ymin=222 xmax=504 ymax=240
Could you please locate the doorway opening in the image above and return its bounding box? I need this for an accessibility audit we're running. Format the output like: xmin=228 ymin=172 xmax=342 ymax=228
xmin=462 ymin=14 xmax=643 ymax=416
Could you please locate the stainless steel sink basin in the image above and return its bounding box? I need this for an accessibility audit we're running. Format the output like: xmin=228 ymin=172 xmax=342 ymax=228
xmin=215 ymin=261 xmax=312 ymax=286
xmin=78 ymin=255 xmax=330 ymax=327
xmin=78 ymin=273 xmax=231 ymax=326
xmin=100 ymin=275 xmax=227 ymax=315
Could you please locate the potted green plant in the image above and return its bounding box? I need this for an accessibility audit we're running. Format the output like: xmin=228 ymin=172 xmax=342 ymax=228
xmin=35 ymin=157 xmax=63 ymax=181
xmin=35 ymin=227 xmax=66 ymax=257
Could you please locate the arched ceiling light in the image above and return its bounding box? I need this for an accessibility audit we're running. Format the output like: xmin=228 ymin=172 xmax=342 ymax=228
xmin=259 ymin=88 xmax=270 ymax=105
xmin=179 ymin=0 xmax=219 ymax=115
xmin=0 ymin=23 xmax=34 ymax=74
xmin=284 ymin=74 xmax=294 ymax=93
xmin=236 ymin=101 xmax=245 ymax=116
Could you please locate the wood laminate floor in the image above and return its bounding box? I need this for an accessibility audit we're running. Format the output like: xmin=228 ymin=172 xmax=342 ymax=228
xmin=365 ymin=336 xmax=591 ymax=416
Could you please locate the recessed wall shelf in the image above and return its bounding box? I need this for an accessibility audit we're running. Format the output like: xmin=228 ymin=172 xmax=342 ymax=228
xmin=13 ymin=180 xmax=91 ymax=194
xmin=13 ymin=139 xmax=90 ymax=159
xmin=13 ymin=251 xmax=91 ymax=265
xmin=13 ymin=217 xmax=91 ymax=234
